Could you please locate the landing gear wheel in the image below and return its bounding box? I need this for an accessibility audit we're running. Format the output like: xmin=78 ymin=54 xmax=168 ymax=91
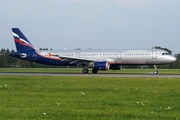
xmin=154 ymin=70 xmax=158 ymax=74
xmin=92 ymin=68 xmax=98 ymax=74
xmin=82 ymin=68 xmax=89 ymax=74
xmin=153 ymin=65 xmax=158 ymax=74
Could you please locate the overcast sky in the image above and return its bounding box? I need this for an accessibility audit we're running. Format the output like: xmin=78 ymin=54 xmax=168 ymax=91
xmin=0 ymin=0 xmax=180 ymax=54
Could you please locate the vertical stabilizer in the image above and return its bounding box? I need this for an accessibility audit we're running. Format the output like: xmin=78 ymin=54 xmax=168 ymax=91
xmin=12 ymin=28 xmax=36 ymax=52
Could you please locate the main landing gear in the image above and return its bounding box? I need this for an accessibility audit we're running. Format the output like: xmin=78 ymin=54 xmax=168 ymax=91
xmin=154 ymin=65 xmax=158 ymax=74
xmin=82 ymin=68 xmax=89 ymax=74
xmin=82 ymin=68 xmax=98 ymax=74
xmin=92 ymin=68 xmax=98 ymax=73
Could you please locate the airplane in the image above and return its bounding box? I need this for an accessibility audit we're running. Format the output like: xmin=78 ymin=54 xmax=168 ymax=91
xmin=10 ymin=28 xmax=177 ymax=74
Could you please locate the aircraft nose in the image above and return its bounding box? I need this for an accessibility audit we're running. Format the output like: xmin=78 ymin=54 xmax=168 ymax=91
xmin=169 ymin=56 xmax=177 ymax=63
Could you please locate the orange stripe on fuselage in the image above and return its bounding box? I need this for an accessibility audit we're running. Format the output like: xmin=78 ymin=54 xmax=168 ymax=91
xmin=36 ymin=51 xmax=62 ymax=60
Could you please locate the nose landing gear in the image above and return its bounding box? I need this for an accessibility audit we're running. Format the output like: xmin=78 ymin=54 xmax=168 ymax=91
xmin=154 ymin=65 xmax=158 ymax=74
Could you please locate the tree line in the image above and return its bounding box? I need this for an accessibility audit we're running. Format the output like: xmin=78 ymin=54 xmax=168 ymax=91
xmin=0 ymin=48 xmax=180 ymax=68
xmin=0 ymin=49 xmax=45 ymax=68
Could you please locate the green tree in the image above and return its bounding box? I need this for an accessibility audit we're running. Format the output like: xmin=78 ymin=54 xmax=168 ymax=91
xmin=153 ymin=46 xmax=172 ymax=54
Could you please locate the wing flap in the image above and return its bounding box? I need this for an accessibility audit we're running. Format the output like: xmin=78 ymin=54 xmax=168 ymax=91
xmin=59 ymin=56 xmax=94 ymax=62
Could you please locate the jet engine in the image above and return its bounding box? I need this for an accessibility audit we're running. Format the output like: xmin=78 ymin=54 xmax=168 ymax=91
xmin=93 ymin=61 xmax=109 ymax=70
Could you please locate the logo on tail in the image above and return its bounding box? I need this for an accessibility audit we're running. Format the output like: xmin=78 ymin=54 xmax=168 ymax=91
xmin=12 ymin=28 xmax=36 ymax=52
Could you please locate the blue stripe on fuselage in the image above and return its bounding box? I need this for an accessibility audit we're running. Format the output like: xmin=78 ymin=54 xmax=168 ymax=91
xmin=33 ymin=52 xmax=73 ymax=65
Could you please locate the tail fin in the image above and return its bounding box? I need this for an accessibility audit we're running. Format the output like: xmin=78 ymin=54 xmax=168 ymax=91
xmin=12 ymin=28 xmax=36 ymax=52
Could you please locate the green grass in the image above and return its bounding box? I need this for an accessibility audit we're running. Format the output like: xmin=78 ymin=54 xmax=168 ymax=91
xmin=0 ymin=68 xmax=180 ymax=74
xmin=0 ymin=76 xmax=180 ymax=119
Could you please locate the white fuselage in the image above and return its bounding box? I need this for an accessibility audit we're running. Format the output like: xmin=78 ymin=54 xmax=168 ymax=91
xmin=11 ymin=28 xmax=177 ymax=74
xmin=37 ymin=49 xmax=176 ymax=65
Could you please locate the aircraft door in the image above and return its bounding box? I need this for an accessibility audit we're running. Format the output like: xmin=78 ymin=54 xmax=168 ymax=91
xmin=152 ymin=50 xmax=157 ymax=59
xmin=33 ymin=52 xmax=37 ymax=60
xmin=76 ymin=52 xmax=80 ymax=58
xmin=117 ymin=52 xmax=122 ymax=59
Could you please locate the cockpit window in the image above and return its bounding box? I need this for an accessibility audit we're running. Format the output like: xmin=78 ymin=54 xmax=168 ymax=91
xmin=162 ymin=53 xmax=171 ymax=55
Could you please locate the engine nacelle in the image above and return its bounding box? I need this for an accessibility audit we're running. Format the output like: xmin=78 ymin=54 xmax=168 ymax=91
xmin=110 ymin=64 xmax=121 ymax=70
xmin=93 ymin=61 xmax=109 ymax=70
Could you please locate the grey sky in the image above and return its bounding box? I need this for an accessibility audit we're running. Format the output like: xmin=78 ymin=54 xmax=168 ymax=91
xmin=0 ymin=0 xmax=180 ymax=54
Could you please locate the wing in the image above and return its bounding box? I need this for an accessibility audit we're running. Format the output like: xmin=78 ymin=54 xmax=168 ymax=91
xmin=52 ymin=54 xmax=95 ymax=65
xmin=52 ymin=54 xmax=115 ymax=65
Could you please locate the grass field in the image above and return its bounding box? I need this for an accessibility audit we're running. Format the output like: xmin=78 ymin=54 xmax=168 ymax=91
xmin=0 ymin=75 xmax=180 ymax=119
